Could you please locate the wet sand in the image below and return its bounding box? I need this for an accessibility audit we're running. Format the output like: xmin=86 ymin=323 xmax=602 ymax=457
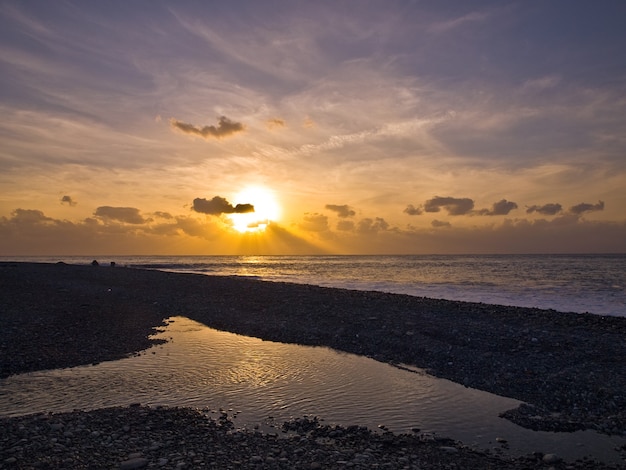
xmin=1 ymin=261 xmax=625 ymax=469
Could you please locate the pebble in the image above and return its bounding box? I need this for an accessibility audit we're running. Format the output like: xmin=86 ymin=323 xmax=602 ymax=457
xmin=119 ymin=457 xmax=149 ymax=469
xmin=542 ymin=453 xmax=561 ymax=464
xmin=439 ymin=446 xmax=459 ymax=454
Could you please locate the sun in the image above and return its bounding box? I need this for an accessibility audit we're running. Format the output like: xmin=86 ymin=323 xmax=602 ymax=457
xmin=229 ymin=186 xmax=281 ymax=233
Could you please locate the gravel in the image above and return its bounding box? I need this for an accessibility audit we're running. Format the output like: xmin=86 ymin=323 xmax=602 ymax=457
xmin=1 ymin=261 xmax=625 ymax=469
xmin=1 ymin=405 xmax=622 ymax=469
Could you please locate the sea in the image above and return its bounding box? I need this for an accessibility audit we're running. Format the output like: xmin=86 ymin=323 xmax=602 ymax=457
xmin=6 ymin=253 xmax=625 ymax=317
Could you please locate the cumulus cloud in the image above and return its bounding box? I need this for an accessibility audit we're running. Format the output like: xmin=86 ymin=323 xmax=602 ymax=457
xmin=424 ymin=196 xmax=474 ymax=215
xmin=569 ymin=200 xmax=605 ymax=215
xmin=476 ymin=199 xmax=518 ymax=216
xmin=357 ymin=217 xmax=389 ymax=234
xmin=60 ymin=195 xmax=77 ymax=206
xmin=526 ymin=203 xmax=563 ymax=215
xmin=170 ymin=116 xmax=244 ymax=139
xmin=153 ymin=211 xmax=173 ymax=219
xmin=192 ymin=196 xmax=254 ymax=215
xmin=94 ymin=206 xmax=147 ymax=224
xmin=404 ymin=204 xmax=423 ymax=216
xmin=7 ymin=209 xmax=53 ymax=225
xmin=325 ymin=204 xmax=356 ymax=218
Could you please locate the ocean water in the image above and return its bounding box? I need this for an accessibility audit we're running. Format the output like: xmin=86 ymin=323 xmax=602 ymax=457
xmin=7 ymin=254 xmax=625 ymax=316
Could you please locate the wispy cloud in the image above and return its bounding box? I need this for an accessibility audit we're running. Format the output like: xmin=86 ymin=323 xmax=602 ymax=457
xmin=427 ymin=11 xmax=490 ymax=34
xmin=266 ymin=118 xmax=286 ymax=130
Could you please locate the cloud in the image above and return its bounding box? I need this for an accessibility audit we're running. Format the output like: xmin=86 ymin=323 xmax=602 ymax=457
xmin=569 ymin=200 xmax=604 ymax=215
xmin=424 ymin=196 xmax=474 ymax=215
xmin=325 ymin=204 xmax=355 ymax=218
xmin=476 ymin=199 xmax=518 ymax=216
xmin=522 ymin=75 xmax=561 ymax=92
xmin=431 ymin=219 xmax=451 ymax=228
xmin=299 ymin=213 xmax=329 ymax=232
xmin=60 ymin=195 xmax=77 ymax=206
xmin=6 ymin=209 xmax=53 ymax=225
xmin=192 ymin=196 xmax=254 ymax=215
xmin=153 ymin=211 xmax=174 ymax=219
xmin=336 ymin=220 xmax=355 ymax=231
xmin=357 ymin=217 xmax=389 ymax=234
xmin=170 ymin=116 xmax=244 ymax=139
xmin=266 ymin=118 xmax=285 ymax=130
xmin=427 ymin=11 xmax=490 ymax=34
xmin=526 ymin=203 xmax=563 ymax=215
xmin=94 ymin=206 xmax=147 ymax=224
xmin=404 ymin=204 xmax=423 ymax=216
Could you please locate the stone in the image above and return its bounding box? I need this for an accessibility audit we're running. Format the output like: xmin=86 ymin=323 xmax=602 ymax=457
xmin=119 ymin=457 xmax=149 ymax=469
xmin=542 ymin=453 xmax=561 ymax=464
xmin=439 ymin=446 xmax=458 ymax=454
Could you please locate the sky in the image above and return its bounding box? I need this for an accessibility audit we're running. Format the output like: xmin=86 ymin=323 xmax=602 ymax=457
xmin=1 ymin=0 xmax=625 ymax=255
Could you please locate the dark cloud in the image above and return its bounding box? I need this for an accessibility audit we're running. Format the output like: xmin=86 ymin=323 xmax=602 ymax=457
xmin=60 ymin=195 xmax=77 ymax=206
xmin=94 ymin=206 xmax=146 ymax=224
xmin=357 ymin=217 xmax=389 ymax=234
xmin=424 ymin=196 xmax=474 ymax=215
xmin=403 ymin=204 xmax=423 ymax=216
xmin=192 ymin=196 xmax=254 ymax=215
xmin=476 ymin=199 xmax=518 ymax=216
xmin=325 ymin=204 xmax=355 ymax=218
xmin=170 ymin=116 xmax=244 ymax=139
xmin=526 ymin=203 xmax=563 ymax=215
xmin=431 ymin=219 xmax=451 ymax=228
xmin=569 ymin=200 xmax=605 ymax=215
xmin=7 ymin=209 xmax=53 ymax=224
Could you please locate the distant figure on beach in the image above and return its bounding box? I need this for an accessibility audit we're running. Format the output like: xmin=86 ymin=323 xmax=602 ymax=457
xmin=91 ymin=260 xmax=99 ymax=266
xmin=110 ymin=261 xmax=116 ymax=267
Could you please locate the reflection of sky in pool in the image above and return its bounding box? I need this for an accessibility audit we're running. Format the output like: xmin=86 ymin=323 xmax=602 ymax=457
xmin=1 ymin=316 xmax=624 ymax=463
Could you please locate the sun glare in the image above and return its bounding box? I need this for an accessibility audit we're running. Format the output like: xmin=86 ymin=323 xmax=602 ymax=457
xmin=229 ymin=186 xmax=281 ymax=233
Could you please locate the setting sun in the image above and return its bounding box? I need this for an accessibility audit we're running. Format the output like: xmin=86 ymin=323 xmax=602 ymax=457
xmin=229 ymin=186 xmax=281 ymax=233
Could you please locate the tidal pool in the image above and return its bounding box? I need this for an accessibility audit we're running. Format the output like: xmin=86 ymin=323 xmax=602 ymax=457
xmin=1 ymin=316 xmax=623 ymax=463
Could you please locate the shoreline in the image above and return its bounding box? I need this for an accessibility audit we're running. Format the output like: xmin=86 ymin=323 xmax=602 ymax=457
xmin=1 ymin=262 xmax=625 ymax=468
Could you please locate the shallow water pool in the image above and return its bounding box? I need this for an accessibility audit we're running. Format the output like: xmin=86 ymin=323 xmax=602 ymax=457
xmin=1 ymin=316 xmax=623 ymax=463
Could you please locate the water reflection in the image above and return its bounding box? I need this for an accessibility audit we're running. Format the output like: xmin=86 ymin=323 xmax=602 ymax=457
xmin=0 ymin=317 xmax=623 ymax=463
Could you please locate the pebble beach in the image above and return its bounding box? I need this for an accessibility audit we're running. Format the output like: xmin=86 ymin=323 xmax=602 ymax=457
xmin=1 ymin=261 xmax=625 ymax=469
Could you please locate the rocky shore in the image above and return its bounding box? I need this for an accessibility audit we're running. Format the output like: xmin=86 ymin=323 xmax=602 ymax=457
xmin=2 ymin=405 xmax=619 ymax=470
xmin=1 ymin=261 xmax=625 ymax=469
